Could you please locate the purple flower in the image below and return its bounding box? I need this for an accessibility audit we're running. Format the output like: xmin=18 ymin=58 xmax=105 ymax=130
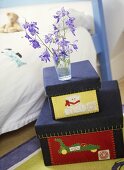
xmin=23 ymin=22 xmax=29 ymax=29
xmin=23 ymin=22 xmax=39 ymax=36
xmin=54 ymin=30 xmax=59 ymax=37
xmin=53 ymin=24 xmax=60 ymax=36
xmin=25 ymin=33 xmax=32 ymax=40
xmin=65 ymin=45 xmax=73 ymax=54
xmin=29 ymin=39 xmax=41 ymax=49
xmin=53 ymin=24 xmax=58 ymax=30
xmin=52 ymin=48 xmax=59 ymax=63
xmin=23 ymin=7 xmax=78 ymax=64
xmin=59 ymin=38 xmax=70 ymax=47
xmin=60 ymin=7 xmax=69 ymax=17
xmin=45 ymin=34 xmax=53 ymax=43
xmin=39 ymin=49 xmax=50 ymax=62
xmin=54 ymin=7 xmax=69 ymax=23
xmin=67 ymin=17 xmax=75 ymax=23
xmin=72 ymin=40 xmax=78 ymax=50
xmin=55 ymin=37 xmax=59 ymax=43
xmin=70 ymin=27 xmax=76 ymax=36
xmin=66 ymin=17 xmax=75 ymax=28
xmin=54 ymin=15 xmax=60 ymax=23
xmin=59 ymin=50 xmax=68 ymax=57
xmin=28 ymin=22 xmax=39 ymax=36
xmin=66 ymin=17 xmax=76 ymax=35
xmin=53 ymin=54 xmax=59 ymax=63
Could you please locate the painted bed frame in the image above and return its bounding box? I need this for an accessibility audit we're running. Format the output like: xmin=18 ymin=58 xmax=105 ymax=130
xmin=0 ymin=0 xmax=112 ymax=80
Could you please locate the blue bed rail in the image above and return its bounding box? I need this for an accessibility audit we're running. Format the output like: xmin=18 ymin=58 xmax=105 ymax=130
xmin=0 ymin=0 xmax=112 ymax=80
xmin=92 ymin=0 xmax=112 ymax=80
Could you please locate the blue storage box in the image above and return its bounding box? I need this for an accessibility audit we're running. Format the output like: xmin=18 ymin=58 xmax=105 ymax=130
xmin=35 ymin=81 xmax=124 ymax=166
xmin=43 ymin=61 xmax=101 ymax=119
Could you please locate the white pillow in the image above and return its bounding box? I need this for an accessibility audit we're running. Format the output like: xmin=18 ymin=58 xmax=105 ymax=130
xmin=68 ymin=9 xmax=94 ymax=34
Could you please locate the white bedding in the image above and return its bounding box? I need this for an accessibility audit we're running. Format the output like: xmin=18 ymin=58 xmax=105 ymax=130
xmin=0 ymin=32 xmax=45 ymax=135
xmin=0 ymin=2 xmax=97 ymax=135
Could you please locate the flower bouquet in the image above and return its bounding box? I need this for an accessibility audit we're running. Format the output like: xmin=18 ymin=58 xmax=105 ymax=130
xmin=23 ymin=7 xmax=78 ymax=81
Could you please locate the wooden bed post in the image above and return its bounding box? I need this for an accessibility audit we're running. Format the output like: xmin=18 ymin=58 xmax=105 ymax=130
xmin=92 ymin=0 xmax=112 ymax=80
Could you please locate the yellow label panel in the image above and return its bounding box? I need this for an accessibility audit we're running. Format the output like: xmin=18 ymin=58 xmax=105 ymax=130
xmin=51 ymin=90 xmax=99 ymax=119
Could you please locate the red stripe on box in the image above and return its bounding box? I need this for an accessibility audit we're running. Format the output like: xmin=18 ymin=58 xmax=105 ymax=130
xmin=47 ymin=130 xmax=116 ymax=165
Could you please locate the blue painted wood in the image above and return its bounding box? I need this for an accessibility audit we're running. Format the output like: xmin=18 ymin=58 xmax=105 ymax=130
xmin=92 ymin=34 xmax=101 ymax=54
xmin=92 ymin=0 xmax=112 ymax=80
xmin=0 ymin=0 xmax=112 ymax=80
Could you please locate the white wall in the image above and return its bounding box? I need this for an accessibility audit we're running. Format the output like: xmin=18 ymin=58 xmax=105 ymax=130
xmin=103 ymin=0 xmax=124 ymax=80
xmin=103 ymin=0 xmax=124 ymax=54
xmin=110 ymin=33 xmax=124 ymax=80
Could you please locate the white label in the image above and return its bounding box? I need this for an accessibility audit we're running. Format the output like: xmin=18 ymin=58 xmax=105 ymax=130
xmin=69 ymin=146 xmax=81 ymax=152
xmin=98 ymin=150 xmax=110 ymax=160
xmin=64 ymin=101 xmax=97 ymax=115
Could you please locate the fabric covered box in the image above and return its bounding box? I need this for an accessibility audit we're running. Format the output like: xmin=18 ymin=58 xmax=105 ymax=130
xmin=35 ymin=81 xmax=124 ymax=166
xmin=43 ymin=60 xmax=101 ymax=119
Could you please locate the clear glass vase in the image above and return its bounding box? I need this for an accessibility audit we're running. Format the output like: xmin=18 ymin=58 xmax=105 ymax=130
xmin=54 ymin=56 xmax=71 ymax=81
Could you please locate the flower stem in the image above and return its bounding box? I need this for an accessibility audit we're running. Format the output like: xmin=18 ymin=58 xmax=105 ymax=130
xmin=62 ymin=17 xmax=66 ymax=38
xmin=36 ymin=34 xmax=54 ymax=55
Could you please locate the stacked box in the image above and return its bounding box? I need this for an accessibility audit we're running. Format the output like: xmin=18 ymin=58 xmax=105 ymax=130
xmin=35 ymin=61 xmax=124 ymax=166
xmin=43 ymin=61 xmax=101 ymax=119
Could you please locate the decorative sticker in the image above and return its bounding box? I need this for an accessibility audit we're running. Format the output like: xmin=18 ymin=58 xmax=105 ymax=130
xmin=51 ymin=90 xmax=99 ymax=119
xmin=47 ymin=130 xmax=116 ymax=165
xmin=98 ymin=150 xmax=110 ymax=160
xmin=55 ymin=138 xmax=100 ymax=155
xmin=1 ymin=48 xmax=26 ymax=67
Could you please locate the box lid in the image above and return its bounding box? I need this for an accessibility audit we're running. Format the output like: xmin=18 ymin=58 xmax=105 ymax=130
xmin=35 ymin=81 xmax=123 ymax=138
xmin=43 ymin=60 xmax=101 ymax=97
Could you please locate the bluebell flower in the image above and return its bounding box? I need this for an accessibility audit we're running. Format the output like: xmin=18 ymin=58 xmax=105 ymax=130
xmin=23 ymin=22 xmax=29 ymax=29
xmin=54 ymin=7 xmax=69 ymax=23
xmin=55 ymin=37 xmax=59 ymax=43
xmin=59 ymin=50 xmax=68 ymax=57
xmin=53 ymin=24 xmax=58 ymax=30
xmin=29 ymin=39 xmax=41 ymax=49
xmin=52 ymin=48 xmax=59 ymax=63
xmin=23 ymin=7 xmax=78 ymax=63
xmin=60 ymin=7 xmax=69 ymax=17
xmin=25 ymin=33 xmax=32 ymax=40
xmin=39 ymin=49 xmax=50 ymax=62
xmin=54 ymin=15 xmax=60 ymax=23
xmin=70 ymin=27 xmax=76 ymax=36
xmin=28 ymin=22 xmax=39 ymax=36
xmin=23 ymin=22 xmax=39 ymax=36
xmin=53 ymin=24 xmax=59 ymax=37
xmin=53 ymin=54 xmax=59 ymax=63
xmin=59 ymin=38 xmax=70 ymax=47
xmin=72 ymin=40 xmax=78 ymax=50
xmin=45 ymin=34 xmax=53 ymax=43
xmin=66 ymin=17 xmax=76 ymax=35
xmin=67 ymin=17 xmax=75 ymax=23
xmin=54 ymin=30 xmax=59 ymax=37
